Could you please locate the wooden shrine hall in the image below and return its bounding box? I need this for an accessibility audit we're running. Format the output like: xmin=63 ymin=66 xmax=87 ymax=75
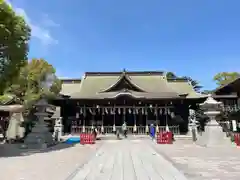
xmin=53 ymin=70 xmax=207 ymax=134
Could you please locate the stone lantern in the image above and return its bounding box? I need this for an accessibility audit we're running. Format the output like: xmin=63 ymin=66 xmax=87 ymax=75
xmin=23 ymin=99 xmax=55 ymax=149
xmin=23 ymin=74 xmax=56 ymax=149
xmin=198 ymin=95 xmax=230 ymax=147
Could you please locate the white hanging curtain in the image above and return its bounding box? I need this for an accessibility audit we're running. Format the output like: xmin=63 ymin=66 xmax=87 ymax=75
xmin=167 ymin=108 xmax=171 ymax=115
xmin=79 ymin=108 xmax=83 ymax=114
xmin=111 ymin=108 xmax=115 ymax=114
xmin=105 ymin=108 xmax=108 ymax=114
xmin=89 ymin=107 xmax=93 ymax=115
xmin=135 ymin=108 xmax=139 ymax=114
xmin=164 ymin=108 xmax=168 ymax=115
xmin=159 ymin=108 xmax=162 ymax=115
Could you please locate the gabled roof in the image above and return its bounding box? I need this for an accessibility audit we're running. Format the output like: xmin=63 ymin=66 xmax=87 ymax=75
xmin=70 ymin=71 xmax=180 ymax=99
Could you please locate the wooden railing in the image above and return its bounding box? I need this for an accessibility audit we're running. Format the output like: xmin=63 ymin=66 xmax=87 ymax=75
xmin=71 ymin=125 xmax=180 ymax=135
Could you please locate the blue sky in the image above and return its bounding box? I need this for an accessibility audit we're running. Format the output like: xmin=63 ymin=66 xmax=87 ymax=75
xmin=7 ymin=0 xmax=240 ymax=90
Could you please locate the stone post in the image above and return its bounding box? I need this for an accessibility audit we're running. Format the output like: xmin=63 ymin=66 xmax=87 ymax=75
xmin=53 ymin=117 xmax=63 ymax=141
xmin=145 ymin=124 xmax=149 ymax=134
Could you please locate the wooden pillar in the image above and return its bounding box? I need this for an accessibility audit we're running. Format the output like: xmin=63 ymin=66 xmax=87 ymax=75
xmin=165 ymin=105 xmax=169 ymax=132
xmin=155 ymin=104 xmax=159 ymax=133
xmin=145 ymin=104 xmax=149 ymax=133
xmin=113 ymin=105 xmax=116 ymax=132
xmin=91 ymin=107 xmax=95 ymax=129
xmin=123 ymin=107 xmax=126 ymax=123
xmin=82 ymin=105 xmax=86 ymax=132
xmin=101 ymin=107 xmax=104 ymax=133
xmin=133 ymin=105 xmax=137 ymax=133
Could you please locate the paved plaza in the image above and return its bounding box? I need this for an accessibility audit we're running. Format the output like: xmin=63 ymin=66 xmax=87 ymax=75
xmin=152 ymin=141 xmax=240 ymax=180
xmin=1 ymin=138 xmax=240 ymax=180
xmin=0 ymin=143 xmax=101 ymax=180
xmin=69 ymin=139 xmax=187 ymax=180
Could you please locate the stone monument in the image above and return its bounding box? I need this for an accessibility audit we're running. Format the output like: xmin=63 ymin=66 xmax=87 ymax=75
xmin=198 ymin=95 xmax=231 ymax=147
xmin=23 ymin=99 xmax=55 ymax=149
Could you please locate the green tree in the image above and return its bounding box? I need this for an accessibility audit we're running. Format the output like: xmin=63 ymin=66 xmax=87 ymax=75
xmin=0 ymin=0 xmax=31 ymax=94
xmin=182 ymin=76 xmax=202 ymax=92
xmin=166 ymin=72 xmax=202 ymax=92
xmin=213 ymin=72 xmax=240 ymax=86
xmin=5 ymin=58 xmax=62 ymax=109
xmin=166 ymin=72 xmax=177 ymax=79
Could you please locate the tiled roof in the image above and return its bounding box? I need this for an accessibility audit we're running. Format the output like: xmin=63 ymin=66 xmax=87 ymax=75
xmin=59 ymin=71 xmax=205 ymax=99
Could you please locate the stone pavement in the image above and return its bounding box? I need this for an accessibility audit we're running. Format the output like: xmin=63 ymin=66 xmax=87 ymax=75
xmin=0 ymin=143 xmax=101 ymax=180
xmin=152 ymin=140 xmax=240 ymax=180
xmin=70 ymin=139 xmax=188 ymax=180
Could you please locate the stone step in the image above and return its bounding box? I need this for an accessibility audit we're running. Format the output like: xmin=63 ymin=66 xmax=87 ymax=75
xmin=174 ymin=135 xmax=192 ymax=140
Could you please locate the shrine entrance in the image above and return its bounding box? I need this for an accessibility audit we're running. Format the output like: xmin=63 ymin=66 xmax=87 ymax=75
xmin=69 ymin=94 xmax=181 ymax=135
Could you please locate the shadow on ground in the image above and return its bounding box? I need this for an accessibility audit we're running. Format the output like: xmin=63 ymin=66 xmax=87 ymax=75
xmin=0 ymin=142 xmax=77 ymax=157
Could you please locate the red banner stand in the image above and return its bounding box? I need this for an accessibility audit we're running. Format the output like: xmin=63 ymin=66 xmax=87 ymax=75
xmin=80 ymin=133 xmax=95 ymax=145
xmin=156 ymin=132 xmax=173 ymax=144
xmin=234 ymin=133 xmax=240 ymax=146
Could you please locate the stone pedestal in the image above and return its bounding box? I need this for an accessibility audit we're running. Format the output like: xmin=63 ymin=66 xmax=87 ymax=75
xmin=197 ymin=118 xmax=231 ymax=147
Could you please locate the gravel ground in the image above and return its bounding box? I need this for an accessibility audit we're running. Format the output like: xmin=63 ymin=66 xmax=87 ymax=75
xmin=151 ymin=141 xmax=240 ymax=180
xmin=0 ymin=142 xmax=101 ymax=180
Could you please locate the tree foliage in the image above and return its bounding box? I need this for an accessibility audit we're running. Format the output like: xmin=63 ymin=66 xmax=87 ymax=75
xmin=166 ymin=72 xmax=202 ymax=92
xmin=5 ymin=58 xmax=62 ymax=109
xmin=166 ymin=72 xmax=177 ymax=79
xmin=182 ymin=76 xmax=202 ymax=92
xmin=213 ymin=72 xmax=240 ymax=86
xmin=0 ymin=1 xmax=31 ymax=94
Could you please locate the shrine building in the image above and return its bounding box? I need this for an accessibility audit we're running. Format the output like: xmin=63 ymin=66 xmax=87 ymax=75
xmin=53 ymin=70 xmax=207 ymax=134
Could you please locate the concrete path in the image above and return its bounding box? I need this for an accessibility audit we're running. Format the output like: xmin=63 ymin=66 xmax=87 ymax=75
xmin=69 ymin=139 xmax=188 ymax=180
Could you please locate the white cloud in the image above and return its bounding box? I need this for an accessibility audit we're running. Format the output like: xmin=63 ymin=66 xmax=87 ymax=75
xmin=42 ymin=14 xmax=60 ymax=27
xmin=5 ymin=0 xmax=58 ymax=46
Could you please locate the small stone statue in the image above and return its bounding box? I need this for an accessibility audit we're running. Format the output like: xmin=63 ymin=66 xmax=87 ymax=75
xmin=53 ymin=117 xmax=63 ymax=141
